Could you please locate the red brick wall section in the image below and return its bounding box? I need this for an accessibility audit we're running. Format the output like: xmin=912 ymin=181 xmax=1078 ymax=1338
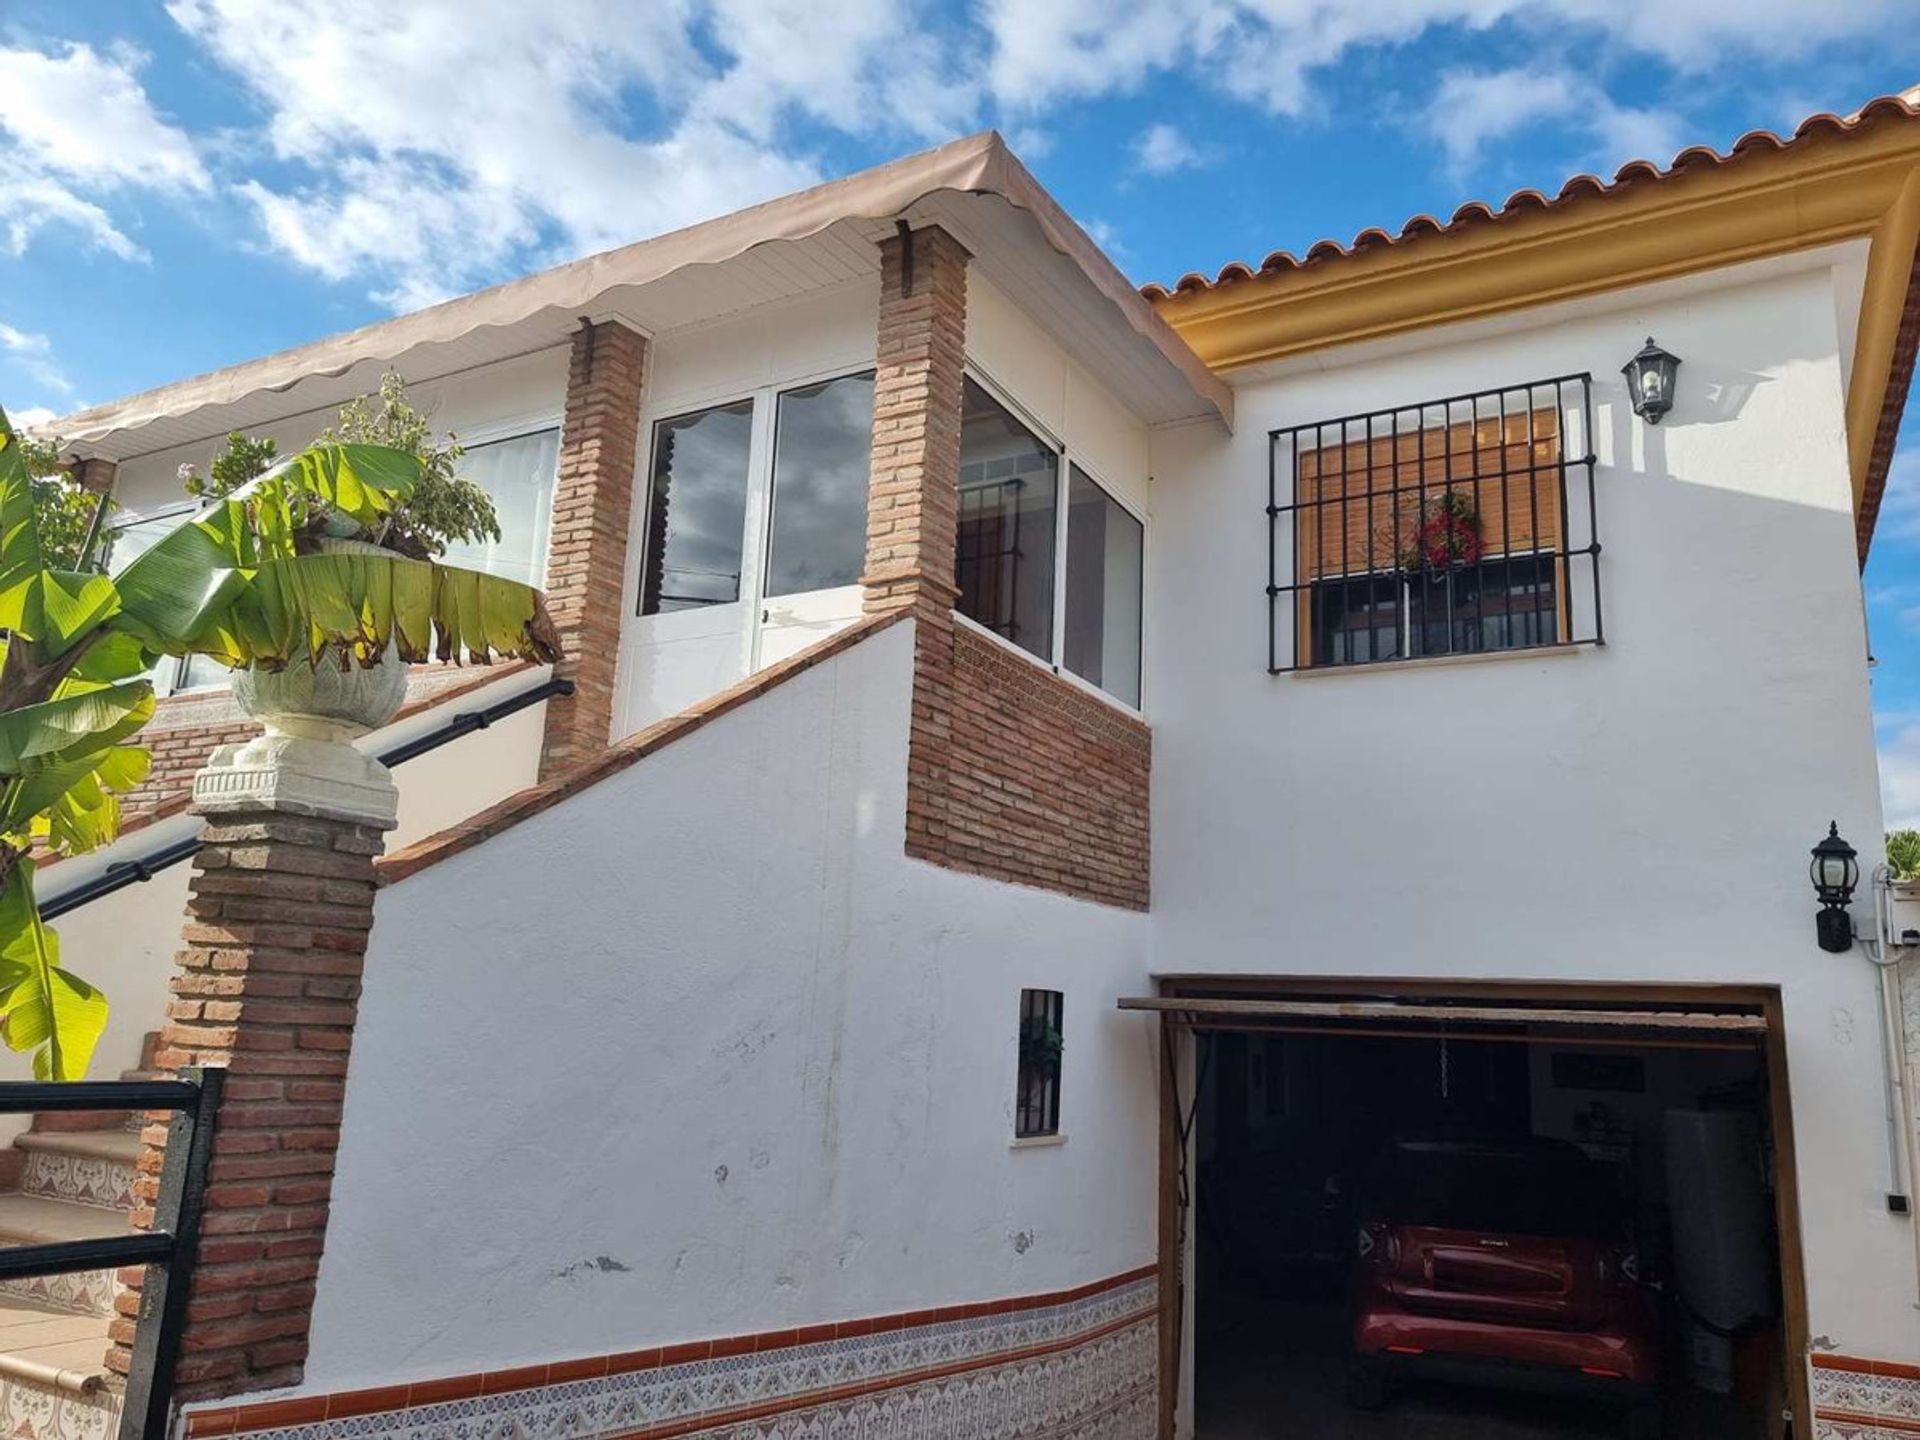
xmin=909 ymin=625 xmax=1150 ymax=910
xmin=130 ymin=719 xmax=260 ymax=822
xmin=861 ymin=225 xmax=968 ymax=624
xmin=105 ymin=810 xmax=385 ymax=1398
xmin=540 ymin=317 xmax=649 ymax=778
xmin=853 ymin=222 xmax=1150 ymax=910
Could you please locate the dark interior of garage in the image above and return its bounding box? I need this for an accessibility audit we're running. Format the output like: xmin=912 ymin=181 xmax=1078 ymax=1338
xmin=1188 ymin=1021 xmax=1789 ymax=1440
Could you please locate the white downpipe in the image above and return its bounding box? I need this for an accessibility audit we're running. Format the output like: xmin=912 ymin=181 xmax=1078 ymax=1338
xmin=1859 ymin=866 xmax=1920 ymax=1307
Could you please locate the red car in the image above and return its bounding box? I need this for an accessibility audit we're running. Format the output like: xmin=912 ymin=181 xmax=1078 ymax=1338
xmin=1348 ymin=1134 xmax=1661 ymax=1439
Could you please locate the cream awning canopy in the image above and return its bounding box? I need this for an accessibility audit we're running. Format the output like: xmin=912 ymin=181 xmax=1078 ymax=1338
xmin=51 ymin=131 xmax=1232 ymax=462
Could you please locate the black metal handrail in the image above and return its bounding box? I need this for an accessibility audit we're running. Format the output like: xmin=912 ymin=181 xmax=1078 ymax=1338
xmin=40 ymin=674 xmax=573 ymax=921
xmin=0 ymin=1069 xmax=222 ymax=1440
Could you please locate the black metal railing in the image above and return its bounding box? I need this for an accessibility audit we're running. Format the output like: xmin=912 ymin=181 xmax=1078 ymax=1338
xmin=0 ymin=1070 xmax=221 ymax=1439
xmin=41 ymin=674 xmax=574 ymax=921
xmin=1267 ymin=374 xmax=1601 ymax=674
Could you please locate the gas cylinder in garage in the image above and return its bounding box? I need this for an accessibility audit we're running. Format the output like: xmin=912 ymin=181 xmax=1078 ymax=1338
xmin=1663 ymin=1109 xmax=1775 ymax=1393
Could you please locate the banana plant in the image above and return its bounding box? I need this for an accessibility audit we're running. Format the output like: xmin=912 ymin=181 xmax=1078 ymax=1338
xmin=0 ymin=404 xmax=561 ymax=1079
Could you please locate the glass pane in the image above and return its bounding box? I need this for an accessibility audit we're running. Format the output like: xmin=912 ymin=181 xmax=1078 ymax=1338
xmin=105 ymin=511 xmax=199 ymax=693
xmin=640 ymin=400 xmax=754 ymax=615
xmin=1311 ymin=574 xmax=1401 ymax=666
xmin=765 ymin=372 xmax=874 ymax=597
xmin=957 ymin=379 xmax=1056 ymax=660
xmin=1407 ymin=557 xmax=1558 ymax=658
xmin=440 ymin=429 xmax=560 ymax=588
xmin=1063 ymin=466 xmax=1143 ymax=706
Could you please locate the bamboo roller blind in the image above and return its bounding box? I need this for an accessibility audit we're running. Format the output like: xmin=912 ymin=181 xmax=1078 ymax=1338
xmin=1296 ymin=409 xmax=1563 ymax=581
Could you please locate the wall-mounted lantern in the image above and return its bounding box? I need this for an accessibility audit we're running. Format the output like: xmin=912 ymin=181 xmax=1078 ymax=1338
xmin=1811 ymin=821 xmax=1860 ymax=952
xmin=1622 ymin=337 xmax=1681 ymax=425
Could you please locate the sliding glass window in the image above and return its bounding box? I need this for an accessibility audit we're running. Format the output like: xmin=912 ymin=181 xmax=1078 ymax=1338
xmin=1063 ymin=465 xmax=1144 ymax=708
xmin=955 ymin=376 xmax=1145 ymax=708
xmin=957 ymin=378 xmax=1058 ymax=660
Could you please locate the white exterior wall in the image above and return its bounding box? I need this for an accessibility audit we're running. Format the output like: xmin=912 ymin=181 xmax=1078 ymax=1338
xmin=967 ymin=275 xmax=1150 ymax=517
xmin=8 ymin=671 xmax=551 ymax=1098
xmin=302 ymin=621 xmax=1158 ymax=1392
xmin=1146 ymin=255 xmax=1913 ymax=1361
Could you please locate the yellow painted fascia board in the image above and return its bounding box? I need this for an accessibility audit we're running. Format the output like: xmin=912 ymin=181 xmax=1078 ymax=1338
xmin=1847 ymin=165 xmax=1920 ymax=514
xmin=1157 ymin=127 xmax=1920 ymax=376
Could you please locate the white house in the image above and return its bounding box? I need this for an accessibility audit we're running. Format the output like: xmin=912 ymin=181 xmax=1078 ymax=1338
xmin=6 ymin=93 xmax=1920 ymax=1440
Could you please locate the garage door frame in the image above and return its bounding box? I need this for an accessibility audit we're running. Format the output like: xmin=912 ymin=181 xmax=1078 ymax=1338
xmin=1143 ymin=976 xmax=1808 ymax=1440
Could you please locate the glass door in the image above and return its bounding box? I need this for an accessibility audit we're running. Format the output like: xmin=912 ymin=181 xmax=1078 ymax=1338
xmin=618 ymin=370 xmax=877 ymax=736
xmin=756 ymin=372 xmax=875 ymax=667
xmin=620 ymin=397 xmax=762 ymax=731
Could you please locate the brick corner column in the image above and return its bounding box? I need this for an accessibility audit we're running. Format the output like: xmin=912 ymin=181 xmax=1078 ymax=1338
xmin=860 ymin=223 xmax=970 ymax=864
xmin=539 ymin=316 xmax=650 ymax=780
xmin=861 ymin=223 xmax=969 ymax=629
xmin=106 ymin=724 xmax=399 ymax=1403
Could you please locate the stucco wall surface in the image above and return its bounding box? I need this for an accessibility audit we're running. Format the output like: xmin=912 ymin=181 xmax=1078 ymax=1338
xmin=1146 ymin=257 xmax=1914 ymax=1360
xmin=11 ymin=670 xmax=549 ymax=1096
xmin=302 ymin=620 xmax=1158 ymax=1393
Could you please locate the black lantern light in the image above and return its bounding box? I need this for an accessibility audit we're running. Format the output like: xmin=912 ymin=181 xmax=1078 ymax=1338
xmin=1622 ymin=337 xmax=1681 ymax=425
xmin=1810 ymin=821 xmax=1860 ymax=953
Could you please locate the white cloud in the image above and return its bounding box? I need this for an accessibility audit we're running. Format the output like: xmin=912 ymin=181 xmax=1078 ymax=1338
xmin=7 ymin=407 xmax=58 ymax=431
xmin=1132 ymin=122 xmax=1210 ymax=175
xmin=978 ymin=0 xmax=1900 ymax=120
xmin=1880 ymin=719 xmax=1920 ymax=831
xmin=0 ymin=0 xmax=1861 ymax=312
xmin=1428 ymin=66 xmax=1684 ymax=179
xmin=166 ymin=0 xmax=974 ymax=309
xmin=0 ymin=322 xmax=76 ymax=399
xmin=1878 ymin=448 xmax=1920 ymax=547
xmin=0 ymin=41 xmax=205 ymax=260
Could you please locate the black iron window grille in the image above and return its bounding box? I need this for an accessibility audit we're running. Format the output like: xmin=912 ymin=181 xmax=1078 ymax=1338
xmin=1267 ymin=374 xmax=1602 ymax=673
xmin=1016 ymin=988 xmax=1065 ymax=1138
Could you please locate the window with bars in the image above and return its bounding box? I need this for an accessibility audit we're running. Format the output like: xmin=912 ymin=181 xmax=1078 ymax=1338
xmin=1269 ymin=375 xmax=1602 ymax=673
xmin=1015 ymin=988 xmax=1064 ymax=1139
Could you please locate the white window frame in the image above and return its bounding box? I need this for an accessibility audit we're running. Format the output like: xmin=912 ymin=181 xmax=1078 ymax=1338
xmin=957 ymin=365 xmax=1148 ymax=719
xmin=627 ymin=361 xmax=879 ymax=657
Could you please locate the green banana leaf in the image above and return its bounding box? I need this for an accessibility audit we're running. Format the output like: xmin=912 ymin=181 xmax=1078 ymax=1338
xmin=0 ymin=859 xmax=107 ymax=1081
xmin=190 ymin=551 xmax=560 ymax=671
xmin=112 ymin=444 xmax=425 ymax=653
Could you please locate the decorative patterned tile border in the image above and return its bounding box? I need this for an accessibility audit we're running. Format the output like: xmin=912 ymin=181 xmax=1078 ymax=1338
xmin=1814 ymin=1353 xmax=1920 ymax=1438
xmin=0 ymin=1369 xmax=122 ymax=1440
xmin=180 ymin=1263 xmax=1159 ymax=1440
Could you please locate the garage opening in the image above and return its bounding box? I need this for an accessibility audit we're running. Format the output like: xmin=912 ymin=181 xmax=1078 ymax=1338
xmin=1125 ymin=988 xmax=1801 ymax=1440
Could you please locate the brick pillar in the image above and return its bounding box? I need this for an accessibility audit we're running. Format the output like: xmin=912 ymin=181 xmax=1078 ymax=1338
xmin=107 ymin=720 xmax=398 ymax=1402
xmin=859 ymin=224 xmax=969 ymax=864
xmin=539 ymin=317 xmax=649 ymax=779
xmin=861 ymin=224 xmax=969 ymax=624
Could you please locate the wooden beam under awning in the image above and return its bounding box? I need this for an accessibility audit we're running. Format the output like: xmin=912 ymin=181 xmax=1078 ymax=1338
xmin=1117 ymin=995 xmax=1769 ymax=1044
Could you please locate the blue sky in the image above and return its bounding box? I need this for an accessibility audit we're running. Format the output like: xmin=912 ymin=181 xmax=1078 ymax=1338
xmin=1 ymin=1 xmax=1917 ymax=823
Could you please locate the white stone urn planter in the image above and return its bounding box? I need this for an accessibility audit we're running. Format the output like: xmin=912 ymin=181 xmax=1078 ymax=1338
xmin=194 ymin=537 xmax=406 ymax=829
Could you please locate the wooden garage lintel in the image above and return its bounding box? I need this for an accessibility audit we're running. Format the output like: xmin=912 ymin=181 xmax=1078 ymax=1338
xmin=1117 ymin=995 xmax=1769 ymax=1032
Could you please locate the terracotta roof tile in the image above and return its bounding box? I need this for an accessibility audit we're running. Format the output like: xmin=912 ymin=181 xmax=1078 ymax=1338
xmin=1144 ymin=91 xmax=1920 ymax=562
xmin=1141 ymin=94 xmax=1920 ymax=300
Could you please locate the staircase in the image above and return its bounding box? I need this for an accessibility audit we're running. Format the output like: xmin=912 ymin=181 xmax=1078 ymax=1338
xmin=0 ymin=1039 xmax=161 ymax=1438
